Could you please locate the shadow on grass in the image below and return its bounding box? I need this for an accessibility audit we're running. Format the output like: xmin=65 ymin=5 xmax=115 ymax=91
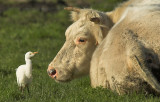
xmin=11 ymin=92 xmax=26 ymax=101
xmin=0 ymin=69 xmax=12 ymax=76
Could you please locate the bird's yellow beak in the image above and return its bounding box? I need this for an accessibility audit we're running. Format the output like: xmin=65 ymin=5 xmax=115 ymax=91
xmin=33 ymin=52 xmax=38 ymax=54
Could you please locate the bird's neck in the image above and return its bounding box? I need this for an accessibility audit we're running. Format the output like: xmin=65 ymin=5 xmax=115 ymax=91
xmin=25 ymin=58 xmax=32 ymax=65
xmin=25 ymin=58 xmax=32 ymax=77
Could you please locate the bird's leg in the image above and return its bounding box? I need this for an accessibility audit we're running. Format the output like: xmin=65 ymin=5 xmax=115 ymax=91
xmin=26 ymin=85 xmax=30 ymax=94
xmin=27 ymin=87 xmax=30 ymax=94
xmin=19 ymin=86 xmax=22 ymax=92
xmin=19 ymin=86 xmax=24 ymax=93
xmin=22 ymin=88 xmax=24 ymax=93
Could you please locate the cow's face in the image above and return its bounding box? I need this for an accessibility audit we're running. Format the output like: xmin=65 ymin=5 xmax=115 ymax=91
xmin=48 ymin=20 xmax=100 ymax=82
xmin=47 ymin=8 xmax=113 ymax=82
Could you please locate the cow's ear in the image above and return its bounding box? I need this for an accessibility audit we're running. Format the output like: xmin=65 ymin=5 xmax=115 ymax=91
xmin=64 ymin=7 xmax=80 ymax=22
xmin=90 ymin=17 xmax=100 ymax=24
xmin=90 ymin=17 xmax=103 ymax=44
xmin=94 ymin=26 xmax=103 ymax=45
xmin=96 ymin=29 xmax=103 ymax=45
xmin=71 ymin=11 xmax=80 ymax=21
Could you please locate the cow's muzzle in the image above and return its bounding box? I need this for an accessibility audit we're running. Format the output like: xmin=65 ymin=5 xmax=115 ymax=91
xmin=47 ymin=66 xmax=57 ymax=79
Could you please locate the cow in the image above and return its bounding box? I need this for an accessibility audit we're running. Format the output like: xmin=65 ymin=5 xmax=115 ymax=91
xmin=48 ymin=0 xmax=160 ymax=95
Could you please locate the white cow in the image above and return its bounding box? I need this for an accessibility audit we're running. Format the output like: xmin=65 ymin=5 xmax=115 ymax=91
xmin=48 ymin=0 xmax=160 ymax=95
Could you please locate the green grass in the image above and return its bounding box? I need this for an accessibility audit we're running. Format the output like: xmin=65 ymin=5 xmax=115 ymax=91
xmin=0 ymin=4 xmax=160 ymax=102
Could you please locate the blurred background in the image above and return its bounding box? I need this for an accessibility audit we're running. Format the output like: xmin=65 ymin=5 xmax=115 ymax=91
xmin=0 ymin=0 xmax=127 ymax=14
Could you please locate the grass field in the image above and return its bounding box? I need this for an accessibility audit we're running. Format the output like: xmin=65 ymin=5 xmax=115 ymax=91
xmin=0 ymin=1 xmax=160 ymax=102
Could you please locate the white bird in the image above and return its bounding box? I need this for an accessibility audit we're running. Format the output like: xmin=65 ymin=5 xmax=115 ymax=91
xmin=16 ymin=51 xmax=38 ymax=93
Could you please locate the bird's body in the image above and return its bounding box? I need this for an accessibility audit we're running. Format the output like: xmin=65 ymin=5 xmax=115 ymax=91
xmin=16 ymin=65 xmax=32 ymax=88
xmin=16 ymin=51 xmax=38 ymax=93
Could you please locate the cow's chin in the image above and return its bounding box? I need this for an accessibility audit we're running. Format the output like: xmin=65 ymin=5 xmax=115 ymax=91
xmin=53 ymin=71 xmax=88 ymax=83
xmin=53 ymin=73 xmax=73 ymax=83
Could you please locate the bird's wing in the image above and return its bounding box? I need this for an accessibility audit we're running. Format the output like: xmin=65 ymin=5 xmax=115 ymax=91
xmin=16 ymin=65 xmax=26 ymax=85
xmin=16 ymin=65 xmax=26 ymax=76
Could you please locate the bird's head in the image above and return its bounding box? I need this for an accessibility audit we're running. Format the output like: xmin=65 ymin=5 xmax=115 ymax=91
xmin=25 ymin=51 xmax=38 ymax=59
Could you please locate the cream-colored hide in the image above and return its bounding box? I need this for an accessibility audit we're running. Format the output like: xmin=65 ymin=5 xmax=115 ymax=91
xmin=48 ymin=7 xmax=113 ymax=82
xmin=90 ymin=0 xmax=160 ymax=95
xmin=48 ymin=0 xmax=160 ymax=95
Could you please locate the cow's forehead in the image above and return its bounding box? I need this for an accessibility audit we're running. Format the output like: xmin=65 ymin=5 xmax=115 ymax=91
xmin=65 ymin=20 xmax=91 ymax=37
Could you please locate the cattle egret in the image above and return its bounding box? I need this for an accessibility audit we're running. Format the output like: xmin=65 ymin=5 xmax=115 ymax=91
xmin=16 ymin=51 xmax=38 ymax=93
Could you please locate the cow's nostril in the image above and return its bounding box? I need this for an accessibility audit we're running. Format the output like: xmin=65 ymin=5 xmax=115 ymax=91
xmin=48 ymin=69 xmax=56 ymax=76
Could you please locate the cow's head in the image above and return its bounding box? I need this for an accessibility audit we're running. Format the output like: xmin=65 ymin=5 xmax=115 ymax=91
xmin=47 ymin=7 xmax=113 ymax=82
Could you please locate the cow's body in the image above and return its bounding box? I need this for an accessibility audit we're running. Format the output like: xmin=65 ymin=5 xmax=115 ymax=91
xmin=48 ymin=0 xmax=160 ymax=95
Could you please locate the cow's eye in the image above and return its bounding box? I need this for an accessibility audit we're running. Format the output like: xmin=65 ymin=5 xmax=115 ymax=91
xmin=79 ymin=39 xmax=85 ymax=42
xmin=75 ymin=37 xmax=87 ymax=45
xmin=78 ymin=38 xmax=87 ymax=43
